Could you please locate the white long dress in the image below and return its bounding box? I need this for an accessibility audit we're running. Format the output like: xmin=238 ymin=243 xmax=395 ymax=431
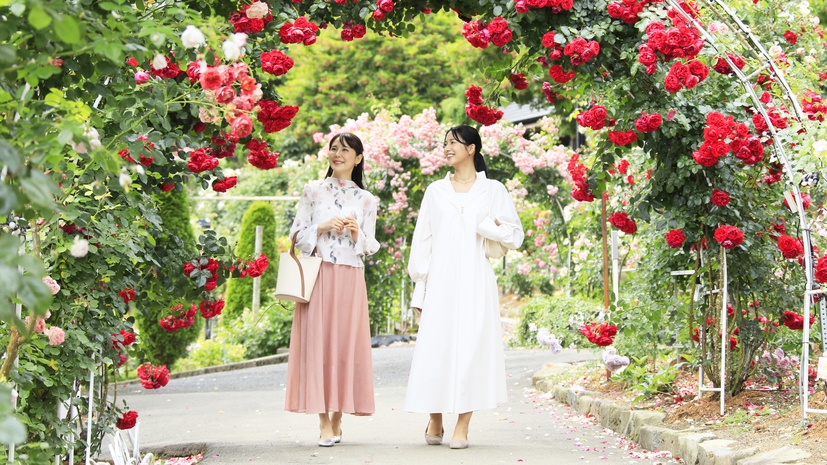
xmin=405 ymin=171 xmax=524 ymax=414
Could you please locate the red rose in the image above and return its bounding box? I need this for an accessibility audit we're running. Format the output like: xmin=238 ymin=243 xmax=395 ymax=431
xmin=187 ymin=148 xmax=219 ymax=173
xmin=777 ymin=235 xmax=804 ymax=259
xmin=579 ymin=322 xmax=618 ymax=346
xmin=816 ymin=254 xmax=827 ymax=283
xmin=664 ymin=73 xmax=683 ymax=93
xmin=247 ymin=138 xmax=280 ymax=169
xmin=665 ymin=229 xmax=686 ymax=248
xmin=542 ymin=31 xmax=557 ymax=48
xmin=465 ymin=85 xmax=484 ymax=105
xmin=116 ymin=411 xmax=138 ymax=430
xmin=607 ymin=130 xmax=638 ymax=146
xmin=487 ymin=17 xmax=509 ymax=34
xmin=212 ymin=176 xmax=238 ymax=193
xmin=782 ymin=310 xmax=814 ymax=330
xmin=548 ymin=65 xmax=575 ymax=84
xmin=710 ymin=189 xmax=730 ymax=207
xmin=136 ymin=363 xmax=170 ymax=389
xmin=634 ymin=112 xmax=662 ymax=133
xmin=608 ymin=212 xmax=637 ymax=234
xmin=260 ymin=50 xmax=294 ymax=76
xmin=509 ymin=73 xmax=529 ymax=90
xmin=783 ymin=30 xmax=797 ymax=45
xmin=118 ymin=288 xmax=136 ymax=304
xmin=713 ymin=225 xmax=744 ymax=249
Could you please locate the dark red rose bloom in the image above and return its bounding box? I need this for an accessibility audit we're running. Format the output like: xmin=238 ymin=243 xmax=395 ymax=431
xmin=111 ymin=329 xmax=135 ymax=350
xmin=576 ymin=105 xmax=607 ymax=130
xmin=212 ymin=176 xmax=238 ymax=193
xmin=783 ymin=192 xmax=810 ymax=210
xmin=692 ymin=143 xmax=719 ymax=167
xmin=783 ymin=30 xmax=797 ymax=45
xmin=186 ymin=148 xmax=219 ymax=173
xmin=580 ymin=322 xmax=618 ymax=347
xmin=713 ymin=225 xmax=744 ymax=249
xmin=509 ymin=73 xmax=529 ymax=90
xmin=199 ymin=299 xmax=225 ymax=319
xmin=160 ymin=183 xmax=175 ymax=192
xmin=617 ymin=159 xmax=629 ymax=174
xmin=118 ymin=353 xmax=128 ymax=367
xmin=608 ymin=212 xmax=637 ymax=234
xmin=542 ymin=31 xmax=557 ymax=48
xmin=664 ymin=73 xmax=683 ymax=93
xmin=548 ymin=65 xmax=575 ymax=84
xmin=260 ymin=50 xmax=294 ymax=76
xmin=257 ymin=99 xmax=298 ymax=133
xmin=665 ymin=229 xmax=686 ymax=248
xmin=137 ymin=363 xmax=170 ymax=389
xmin=116 ymin=411 xmax=138 ymax=430
xmin=246 ymin=138 xmax=280 ymax=170
xmin=816 ymin=254 xmax=827 ymax=283
xmin=118 ymin=288 xmax=136 ymax=304
xmin=634 ymin=111 xmax=662 ymax=133
xmin=782 ymin=310 xmax=815 ymax=330
xmin=777 ymin=235 xmax=804 ymax=259
xmin=608 ymin=130 xmax=638 ymax=146
xmin=126 ymin=57 xmax=139 ymax=67
xmin=465 ymin=104 xmax=504 ymax=126
xmin=245 ymin=254 xmax=270 ymax=278
xmin=541 ymin=82 xmax=561 ymax=104
xmin=465 ymin=85 xmax=484 ymax=105
xmin=710 ymin=189 xmax=730 ymax=207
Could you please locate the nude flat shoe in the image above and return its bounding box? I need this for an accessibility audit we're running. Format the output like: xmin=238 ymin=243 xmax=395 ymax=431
xmin=449 ymin=439 xmax=469 ymax=449
xmin=424 ymin=422 xmax=444 ymax=445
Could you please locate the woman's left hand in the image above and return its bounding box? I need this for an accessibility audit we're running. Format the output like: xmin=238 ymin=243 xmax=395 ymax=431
xmin=345 ymin=217 xmax=359 ymax=242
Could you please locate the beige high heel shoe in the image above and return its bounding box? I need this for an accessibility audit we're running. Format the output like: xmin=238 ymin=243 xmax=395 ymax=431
xmin=424 ymin=421 xmax=444 ymax=445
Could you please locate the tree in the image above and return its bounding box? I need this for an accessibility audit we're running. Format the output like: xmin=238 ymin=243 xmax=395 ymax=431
xmin=135 ymin=188 xmax=204 ymax=367
xmin=223 ymin=201 xmax=279 ymax=321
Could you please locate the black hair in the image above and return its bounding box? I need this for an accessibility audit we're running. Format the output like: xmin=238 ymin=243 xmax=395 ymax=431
xmin=325 ymin=132 xmax=365 ymax=189
xmin=446 ymin=125 xmax=488 ymax=175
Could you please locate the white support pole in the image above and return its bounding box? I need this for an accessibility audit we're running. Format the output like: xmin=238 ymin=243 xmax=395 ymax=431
xmin=252 ymin=226 xmax=263 ymax=320
xmin=9 ymin=235 xmax=26 ymax=464
xmin=719 ymin=249 xmax=728 ymax=416
xmin=611 ymin=231 xmax=619 ymax=306
xmin=85 ymin=356 xmax=95 ymax=465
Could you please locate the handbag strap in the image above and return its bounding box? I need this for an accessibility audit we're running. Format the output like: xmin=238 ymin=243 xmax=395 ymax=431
xmin=289 ymin=231 xmax=308 ymax=299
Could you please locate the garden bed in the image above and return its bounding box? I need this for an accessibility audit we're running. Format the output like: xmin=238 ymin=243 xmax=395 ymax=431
xmin=557 ymin=361 xmax=827 ymax=463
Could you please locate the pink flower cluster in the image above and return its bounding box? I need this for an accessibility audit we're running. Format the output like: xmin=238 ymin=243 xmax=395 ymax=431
xmin=462 ymin=17 xmax=513 ymax=49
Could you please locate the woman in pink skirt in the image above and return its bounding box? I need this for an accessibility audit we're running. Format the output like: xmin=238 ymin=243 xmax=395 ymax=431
xmin=285 ymin=132 xmax=380 ymax=447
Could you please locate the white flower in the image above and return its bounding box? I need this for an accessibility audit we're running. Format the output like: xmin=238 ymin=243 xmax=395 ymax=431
xmin=135 ymin=164 xmax=145 ymax=175
xmin=119 ymin=172 xmax=132 ymax=191
xmin=769 ymin=45 xmax=783 ymax=57
xmin=70 ymin=237 xmax=89 ymax=258
xmin=812 ymin=16 xmax=820 ymax=27
xmin=245 ymin=1 xmax=270 ymax=19
xmin=232 ymin=33 xmax=248 ymax=48
xmin=70 ymin=126 xmax=101 ymax=154
xmin=536 ymin=328 xmax=563 ymax=354
xmin=528 ymin=322 xmax=538 ymax=332
xmin=813 ymin=139 xmax=827 ymax=158
xmin=151 ymin=53 xmax=167 ymax=70
xmin=798 ymin=1 xmax=810 ymax=15
xmin=222 ymin=39 xmax=242 ymax=61
xmin=180 ymin=25 xmax=206 ymax=49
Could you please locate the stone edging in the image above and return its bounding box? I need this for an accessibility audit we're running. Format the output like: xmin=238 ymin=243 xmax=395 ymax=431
xmin=533 ymin=364 xmax=812 ymax=465
xmin=116 ymin=352 xmax=289 ymax=386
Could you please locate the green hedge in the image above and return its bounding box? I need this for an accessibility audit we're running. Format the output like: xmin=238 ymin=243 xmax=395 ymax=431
xmin=223 ymin=201 xmax=279 ymax=321
xmin=517 ymin=295 xmax=605 ymax=348
xmin=135 ymin=188 xmax=204 ymax=367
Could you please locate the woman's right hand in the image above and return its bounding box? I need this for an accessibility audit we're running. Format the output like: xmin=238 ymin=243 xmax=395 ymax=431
xmin=413 ymin=307 xmax=422 ymax=315
xmin=318 ymin=216 xmax=348 ymax=235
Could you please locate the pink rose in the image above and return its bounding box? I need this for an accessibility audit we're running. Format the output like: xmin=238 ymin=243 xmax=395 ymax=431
xmin=230 ymin=114 xmax=253 ymax=139
xmin=44 ymin=326 xmax=65 ymax=346
xmin=42 ymin=276 xmax=61 ymax=295
xmin=134 ymin=72 xmax=150 ymax=85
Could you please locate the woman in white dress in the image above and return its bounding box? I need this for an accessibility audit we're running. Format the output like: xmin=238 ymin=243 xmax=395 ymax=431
xmin=405 ymin=125 xmax=524 ymax=449
xmin=285 ymin=133 xmax=380 ymax=447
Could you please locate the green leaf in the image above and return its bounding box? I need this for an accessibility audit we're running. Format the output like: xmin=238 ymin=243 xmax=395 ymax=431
xmin=0 ymin=139 xmax=23 ymax=173
xmin=19 ymin=171 xmax=58 ymax=209
xmin=9 ymin=3 xmax=24 ymax=16
xmin=0 ymin=414 xmax=27 ymax=445
xmin=27 ymin=6 xmax=51 ymax=30
xmin=0 ymin=264 xmax=21 ymax=298
xmin=54 ymin=15 xmax=82 ymax=44
xmin=0 ymin=45 xmax=15 ymax=67
xmin=0 ymin=184 xmax=16 ymax=216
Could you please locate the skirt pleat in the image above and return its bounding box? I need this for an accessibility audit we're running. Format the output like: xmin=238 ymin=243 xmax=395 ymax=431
xmin=285 ymin=261 xmax=375 ymax=415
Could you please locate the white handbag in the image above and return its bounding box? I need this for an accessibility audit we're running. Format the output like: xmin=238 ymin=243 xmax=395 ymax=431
xmin=484 ymin=180 xmax=508 ymax=259
xmin=275 ymin=232 xmax=323 ymax=303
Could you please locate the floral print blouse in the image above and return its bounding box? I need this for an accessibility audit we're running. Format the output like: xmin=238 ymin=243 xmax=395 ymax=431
xmin=289 ymin=177 xmax=380 ymax=268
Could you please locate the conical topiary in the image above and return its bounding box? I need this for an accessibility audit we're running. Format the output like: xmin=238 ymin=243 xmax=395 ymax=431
xmin=223 ymin=201 xmax=279 ymax=321
xmin=135 ymin=188 xmax=204 ymax=367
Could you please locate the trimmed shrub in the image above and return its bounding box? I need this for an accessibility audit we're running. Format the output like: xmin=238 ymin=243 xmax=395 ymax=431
xmin=223 ymin=201 xmax=279 ymax=321
xmin=135 ymin=188 xmax=204 ymax=367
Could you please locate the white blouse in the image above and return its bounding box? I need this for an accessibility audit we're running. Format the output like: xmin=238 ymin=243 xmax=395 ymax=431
xmin=289 ymin=177 xmax=380 ymax=268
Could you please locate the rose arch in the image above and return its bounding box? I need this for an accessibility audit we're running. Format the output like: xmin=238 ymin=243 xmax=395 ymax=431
xmin=1 ymin=0 xmax=826 ymax=460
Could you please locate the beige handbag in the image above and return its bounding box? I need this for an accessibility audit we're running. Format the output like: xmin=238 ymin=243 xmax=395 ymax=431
xmin=275 ymin=232 xmax=323 ymax=303
xmin=484 ymin=180 xmax=508 ymax=259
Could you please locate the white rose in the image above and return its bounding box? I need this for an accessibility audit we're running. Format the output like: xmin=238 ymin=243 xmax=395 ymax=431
xmin=151 ymin=53 xmax=167 ymax=70
xmin=245 ymin=1 xmax=270 ymax=19
xmin=769 ymin=45 xmax=783 ymax=57
xmin=70 ymin=237 xmax=89 ymax=258
xmin=222 ymin=39 xmax=242 ymax=61
xmin=119 ymin=172 xmax=132 ymax=190
xmin=232 ymin=33 xmax=248 ymax=48
xmin=181 ymin=25 xmax=206 ymax=49
xmin=814 ymin=139 xmax=827 ymax=158
xmin=70 ymin=126 xmax=101 ymax=154
xmin=812 ymin=17 xmax=820 ymax=27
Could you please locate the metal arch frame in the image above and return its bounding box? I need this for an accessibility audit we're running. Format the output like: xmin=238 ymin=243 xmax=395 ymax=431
xmin=665 ymin=0 xmax=823 ymax=424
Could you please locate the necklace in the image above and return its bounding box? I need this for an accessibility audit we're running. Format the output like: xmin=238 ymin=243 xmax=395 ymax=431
xmin=451 ymin=174 xmax=476 ymax=184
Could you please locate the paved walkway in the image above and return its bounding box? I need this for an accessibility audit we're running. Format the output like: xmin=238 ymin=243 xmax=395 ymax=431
xmin=119 ymin=347 xmax=678 ymax=464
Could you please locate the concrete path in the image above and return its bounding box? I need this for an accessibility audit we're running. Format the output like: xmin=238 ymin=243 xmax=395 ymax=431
xmin=119 ymin=347 xmax=679 ymax=464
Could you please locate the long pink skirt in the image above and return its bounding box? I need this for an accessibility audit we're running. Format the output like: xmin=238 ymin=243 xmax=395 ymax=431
xmin=284 ymin=261 xmax=375 ymax=415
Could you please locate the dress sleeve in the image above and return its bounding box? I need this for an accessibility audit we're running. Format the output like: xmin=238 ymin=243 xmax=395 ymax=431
xmin=408 ymin=188 xmax=433 ymax=309
xmin=476 ymin=181 xmax=525 ymax=250
xmin=289 ymin=183 xmax=319 ymax=255
xmin=354 ymin=195 xmax=380 ymax=256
